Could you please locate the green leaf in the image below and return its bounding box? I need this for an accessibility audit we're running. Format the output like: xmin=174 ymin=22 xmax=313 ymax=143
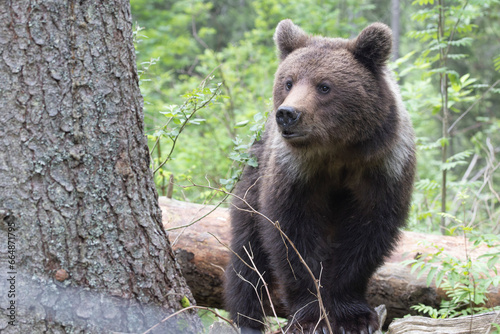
xmin=415 ymin=179 xmax=440 ymax=191
xmin=427 ymin=267 xmax=438 ymax=286
xmin=439 ymin=137 xmax=449 ymax=147
xmin=410 ymin=262 xmax=422 ymax=274
xmin=247 ymin=157 xmax=258 ymax=167
xmin=180 ymin=296 xmax=190 ymax=308
xmin=254 ymin=112 xmax=264 ymax=122
xmin=487 ymin=256 xmax=499 ymax=269
xmin=494 ymin=55 xmax=500 ymax=73
xmin=188 ymin=118 xmax=206 ymax=125
xmin=234 ymin=120 xmax=250 ymax=128
xmin=448 ymin=37 xmax=473 ymax=47
xmin=172 ymin=117 xmax=184 ymax=125
xmin=435 ymin=270 xmax=445 ymax=288
xmin=168 ymin=128 xmax=180 ymax=137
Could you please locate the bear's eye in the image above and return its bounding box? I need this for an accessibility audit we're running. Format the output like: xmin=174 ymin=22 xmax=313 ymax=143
xmin=318 ymin=84 xmax=331 ymax=94
xmin=285 ymin=80 xmax=293 ymax=91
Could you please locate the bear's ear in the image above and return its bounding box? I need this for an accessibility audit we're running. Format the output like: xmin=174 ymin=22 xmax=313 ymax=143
xmin=274 ymin=19 xmax=309 ymax=61
xmin=349 ymin=23 xmax=392 ymax=72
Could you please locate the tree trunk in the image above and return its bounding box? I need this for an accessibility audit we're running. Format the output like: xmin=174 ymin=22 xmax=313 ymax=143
xmin=0 ymin=1 xmax=201 ymax=333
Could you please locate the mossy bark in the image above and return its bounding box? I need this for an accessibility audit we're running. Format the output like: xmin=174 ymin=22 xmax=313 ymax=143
xmin=0 ymin=1 xmax=201 ymax=333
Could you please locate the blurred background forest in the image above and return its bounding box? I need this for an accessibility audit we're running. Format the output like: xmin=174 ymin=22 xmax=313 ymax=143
xmin=129 ymin=0 xmax=500 ymax=237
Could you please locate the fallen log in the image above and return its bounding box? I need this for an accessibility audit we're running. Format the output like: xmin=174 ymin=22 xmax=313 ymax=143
xmin=387 ymin=310 xmax=500 ymax=334
xmin=160 ymin=197 xmax=500 ymax=326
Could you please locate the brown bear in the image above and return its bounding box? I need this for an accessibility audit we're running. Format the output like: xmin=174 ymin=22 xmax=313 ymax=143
xmin=225 ymin=20 xmax=416 ymax=334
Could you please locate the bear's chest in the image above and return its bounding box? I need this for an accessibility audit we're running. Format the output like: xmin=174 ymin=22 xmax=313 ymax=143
xmin=260 ymin=174 xmax=356 ymax=229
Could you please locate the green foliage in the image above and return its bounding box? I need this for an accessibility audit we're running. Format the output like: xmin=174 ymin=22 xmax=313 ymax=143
xmin=132 ymin=0 xmax=395 ymax=203
xmin=397 ymin=0 xmax=500 ymax=233
xmin=147 ymin=77 xmax=231 ymax=202
xmin=402 ymin=226 xmax=500 ymax=318
xmin=220 ymin=111 xmax=267 ymax=190
xmin=149 ymin=79 xmax=224 ymax=174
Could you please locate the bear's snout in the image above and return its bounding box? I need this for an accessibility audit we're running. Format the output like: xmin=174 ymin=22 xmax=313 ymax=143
xmin=276 ymin=106 xmax=301 ymax=134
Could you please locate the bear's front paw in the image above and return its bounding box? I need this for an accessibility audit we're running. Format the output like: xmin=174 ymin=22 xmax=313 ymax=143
xmin=334 ymin=308 xmax=379 ymax=334
xmin=286 ymin=320 xmax=330 ymax=334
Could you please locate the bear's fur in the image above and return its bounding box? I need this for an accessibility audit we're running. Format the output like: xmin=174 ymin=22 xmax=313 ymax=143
xmin=225 ymin=20 xmax=416 ymax=334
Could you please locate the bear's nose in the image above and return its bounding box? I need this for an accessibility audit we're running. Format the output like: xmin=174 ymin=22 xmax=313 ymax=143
xmin=276 ymin=106 xmax=300 ymax=129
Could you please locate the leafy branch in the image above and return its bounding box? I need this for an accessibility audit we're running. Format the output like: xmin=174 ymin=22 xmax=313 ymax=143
xmin=150 ymin=78 xmax=224 ymax=175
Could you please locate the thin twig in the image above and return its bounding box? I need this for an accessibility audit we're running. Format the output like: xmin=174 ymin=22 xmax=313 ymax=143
xmin=484 ymin=311 xmax=500 ymax=334
xmin=141 ymin=305 xmax=238 ymax=334
xmin=153 ymin=85 xmax=221 ymax=175
xmin=448 ymin=79 xmax=500 ymax=133
xmin=209 ymin=232 xmax=284 ymax=333
xmin=164 ymin=188 xmax=227 ymax=229
xmin=150 ymin=64 xmax=221 ymax=174
xmin=191 ymin=182 xmax=333 ymax=334
xmin=444 ymin=1 xmax=469 ymax=60
xmin=243 ymin=245 xmax=285 ymax=333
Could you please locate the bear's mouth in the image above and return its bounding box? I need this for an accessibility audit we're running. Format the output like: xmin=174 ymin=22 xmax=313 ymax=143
xmin=281 ymin=130 xmax=304 ymax=139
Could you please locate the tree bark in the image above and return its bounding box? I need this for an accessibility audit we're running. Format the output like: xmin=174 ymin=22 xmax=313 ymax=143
xmin=0 ymin=1 xmax=201 ymax=333
xmin=161 ymin=197 xmax=500 ymax=326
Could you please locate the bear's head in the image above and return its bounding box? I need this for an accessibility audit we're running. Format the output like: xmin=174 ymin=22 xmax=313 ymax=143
xmin=272 ymin=20 xmax=398 ymax=156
